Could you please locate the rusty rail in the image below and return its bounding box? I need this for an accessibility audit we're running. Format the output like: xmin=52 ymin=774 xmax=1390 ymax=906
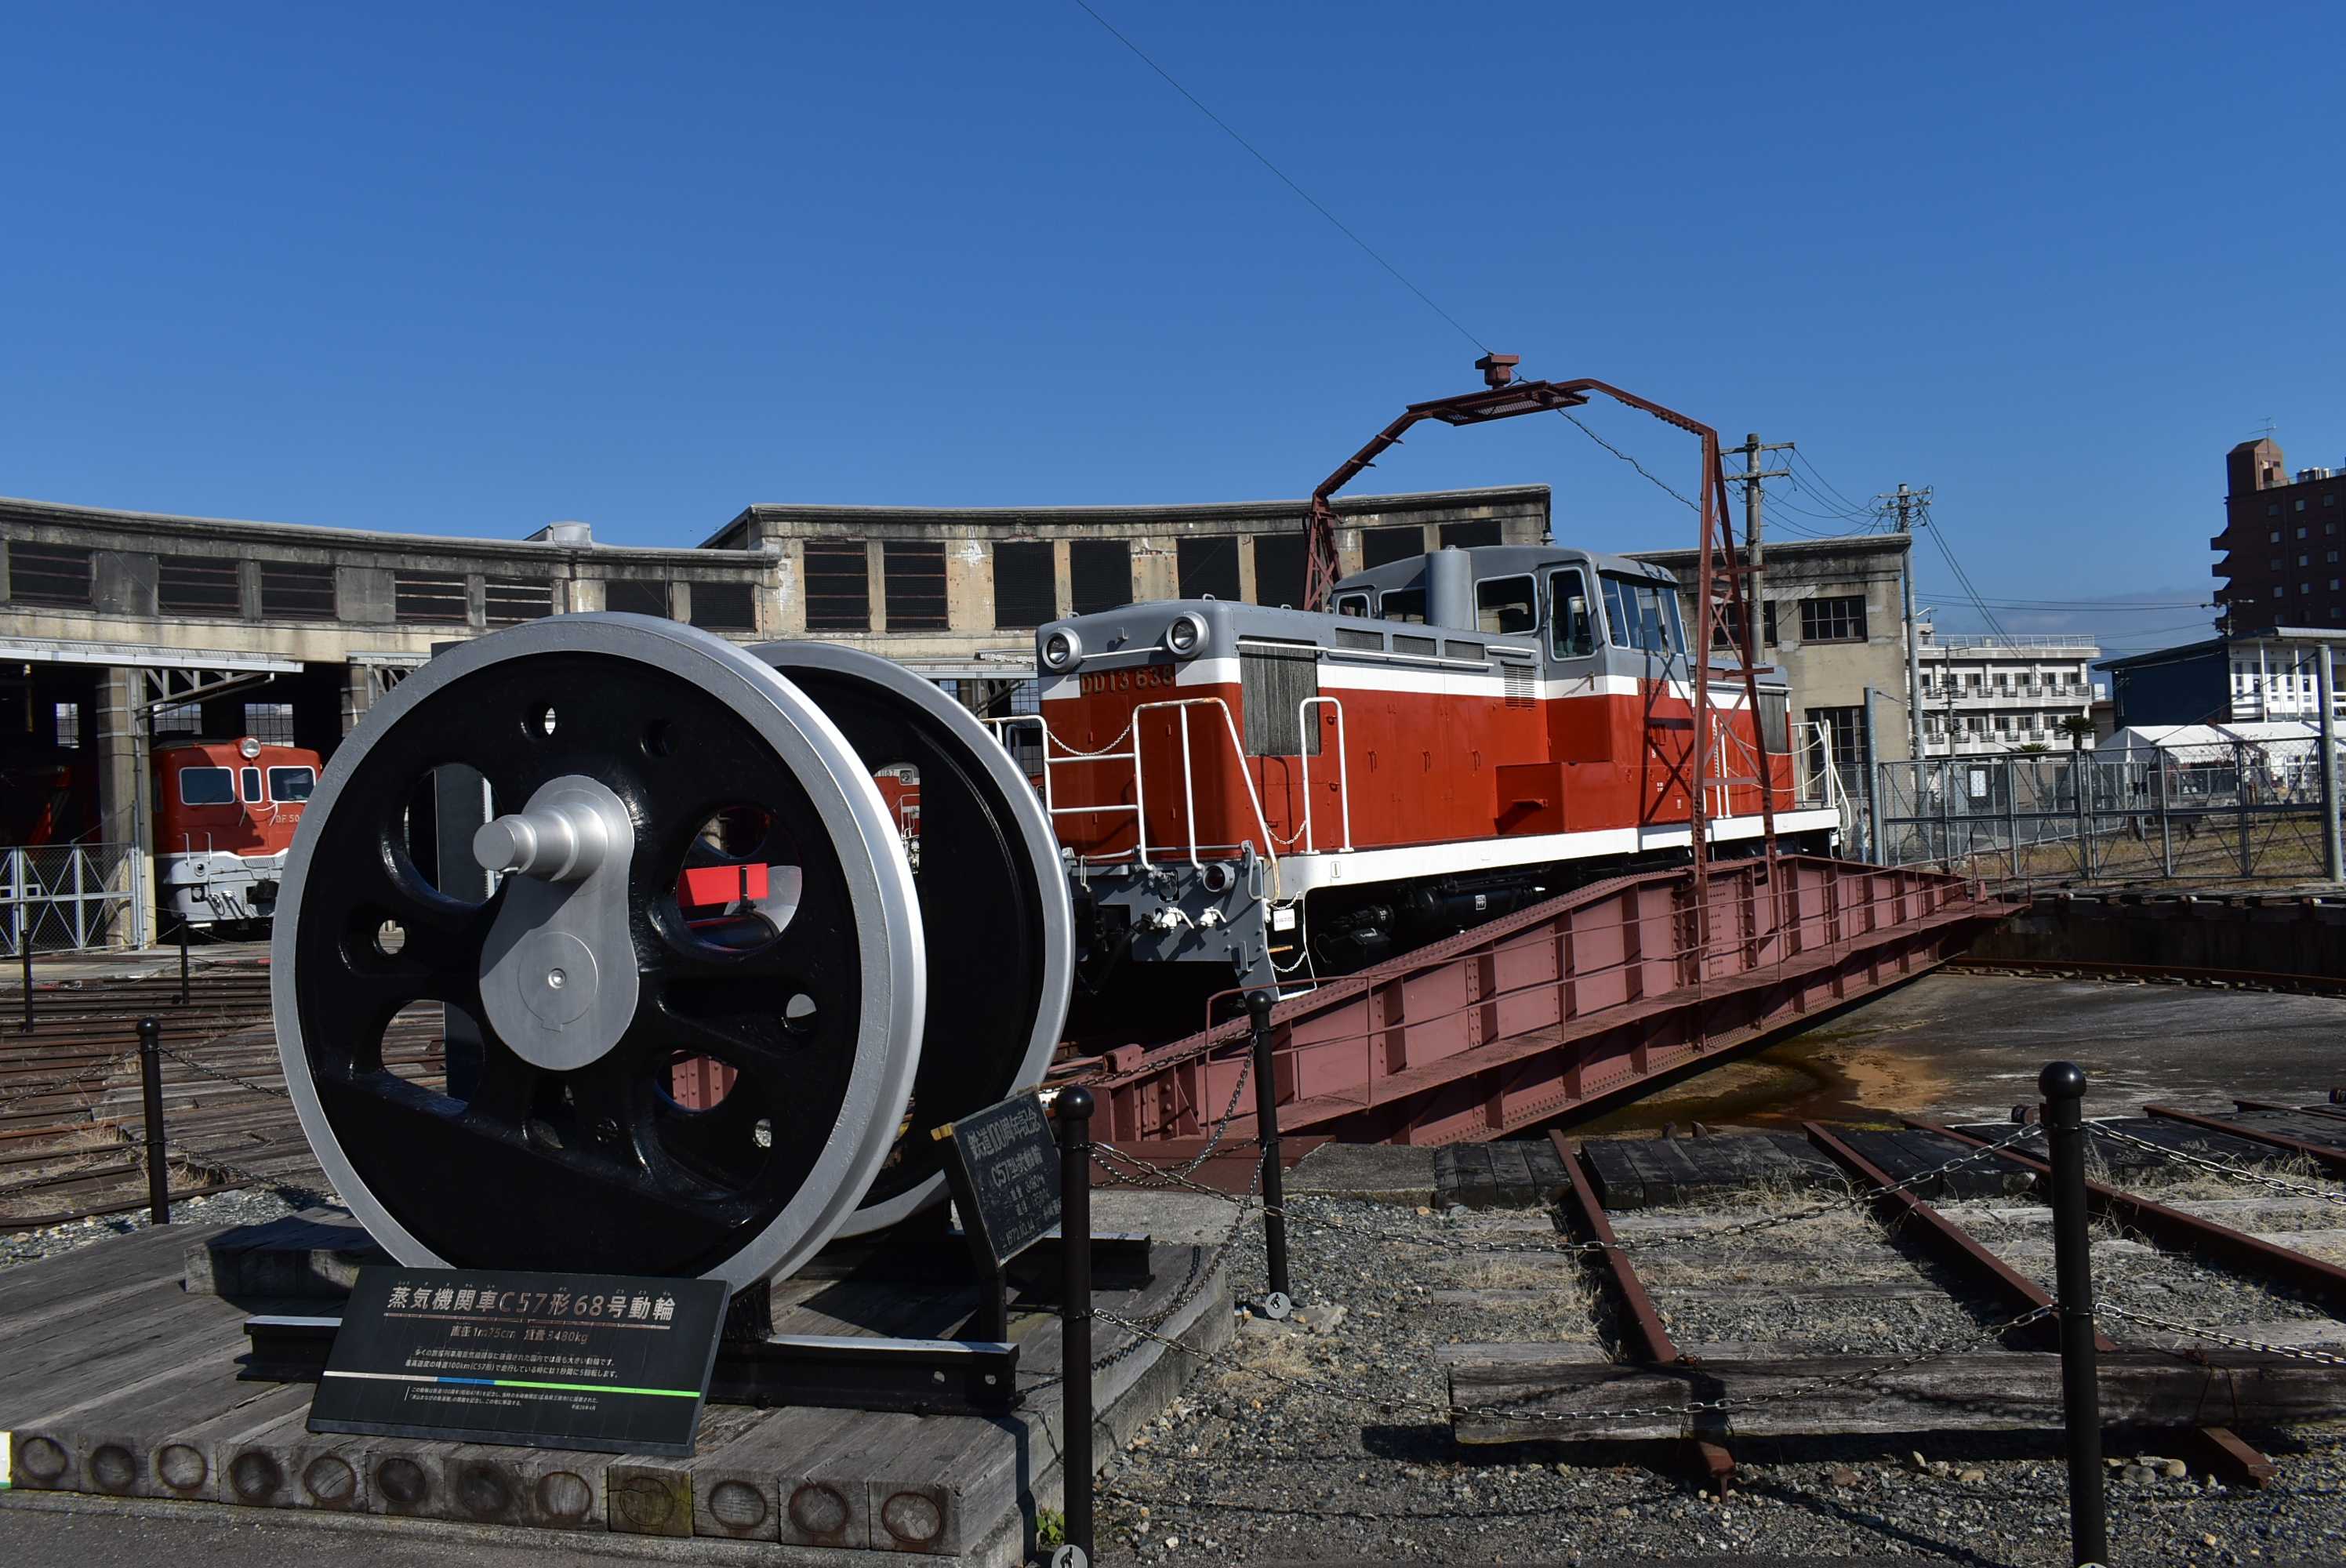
xmin=1551 ymin=1131 xmax=1734 ymax=1493
xmin=1802 ymin=1120 xmax=2086 ymax=1353
xmin=2143 ymin=1104 xmax=2346 ymax=1178
xmin=1905 ymin=1117 xmax=2346 ymax=1312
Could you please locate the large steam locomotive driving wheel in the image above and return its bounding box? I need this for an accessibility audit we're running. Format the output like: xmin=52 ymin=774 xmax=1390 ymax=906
xmin=271 ymin=616 xmax=924 ymax=1287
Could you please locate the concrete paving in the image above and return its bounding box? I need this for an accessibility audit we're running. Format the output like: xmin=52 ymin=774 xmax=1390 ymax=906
xmin=1564 ymin=970 xmax=2346 ymax=1136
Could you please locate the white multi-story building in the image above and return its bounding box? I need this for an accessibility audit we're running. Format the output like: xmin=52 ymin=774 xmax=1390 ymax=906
xmin=2224 ymin=632 xmax=2346 ymax=721
xmin=1916 ymin=632 xmax=2101 ymax=756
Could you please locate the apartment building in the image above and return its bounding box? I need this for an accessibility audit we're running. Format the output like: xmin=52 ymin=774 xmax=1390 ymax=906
xmin=1916 ymin=633 xmax=2101 ymax=755
xmin=2211 ymin=436 xmax=2346 ymax=633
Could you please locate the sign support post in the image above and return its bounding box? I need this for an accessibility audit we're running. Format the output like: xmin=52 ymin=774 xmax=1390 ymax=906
xmin=1055 ymin=1085 xmax=1095 ymax=1568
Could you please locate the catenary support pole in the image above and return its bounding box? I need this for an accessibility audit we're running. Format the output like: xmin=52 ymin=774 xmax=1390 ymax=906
xmin=2319 ymin=644 xmax=2341 ymax=884
xmin=1055 ymin=1084 xmax=1095 ymax=1567
xmin=140 ymin=1016 xmax=171 ymax=1225
xmin=1247 ymin=988 xmax=1292 ymax=1307
xmin=2040 ymin=1060 xmax=2106 ymax=1566
xmin=1897 ymin=486 xmax=1927 ymax=766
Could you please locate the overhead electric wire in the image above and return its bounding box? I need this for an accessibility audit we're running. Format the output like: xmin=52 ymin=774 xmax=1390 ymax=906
xmin=1787 ymin=447 xmax=1875 ymax=519
xmin=1560 ymin=413 xmax=1700 ymax=512
xmin=1068 ymin=0 xmax=1489 ymax=355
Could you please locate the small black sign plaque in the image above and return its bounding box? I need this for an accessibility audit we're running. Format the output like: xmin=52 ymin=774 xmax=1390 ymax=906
xmin=936 ymin=1091 xmax=1060 ymax=1268
xmin=308 ymin=1268 xmax=728 ymax=1456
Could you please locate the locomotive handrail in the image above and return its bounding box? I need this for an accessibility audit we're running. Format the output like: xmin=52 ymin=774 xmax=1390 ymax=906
xmin=1296 ymin=696 xmax=1352 ymax=854
xmin=1127 ymin=699 xmax=1284 ymax=899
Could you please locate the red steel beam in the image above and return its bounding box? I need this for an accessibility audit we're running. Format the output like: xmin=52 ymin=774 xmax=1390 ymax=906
xmin=1093 ymin=856 xmax=1995 ymax=1149
xmin=1904 ymin=1117 xmax=2346 ymax=1313
xmin=2142 ymin=1104 xmax=2346 ymax=1178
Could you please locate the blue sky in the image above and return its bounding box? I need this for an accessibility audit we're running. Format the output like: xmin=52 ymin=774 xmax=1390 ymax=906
xmin=5 ymin=2 xmax=2341 ymax=656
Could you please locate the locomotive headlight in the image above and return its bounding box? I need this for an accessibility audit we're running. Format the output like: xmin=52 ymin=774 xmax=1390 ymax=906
xmin=238 ymin=736 xmax=262 ymax=759
xmin=1040 ymin=629 xmax=1084 ymax=672
xmin=1163 ymin=612 xmax=1207 ymax=659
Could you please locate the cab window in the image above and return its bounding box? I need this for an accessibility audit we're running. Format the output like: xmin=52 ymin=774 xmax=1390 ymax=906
xmin=180 ymin=767 xmax=234 ymax=806
xmin=1335 ymin=593 xmax=1371 ymax=619
xmin=1601 ymin=573 xmax=1683 ymax=655
xmin=1378 ymin=587 xmax=1426 ymax=624
xmin=241 ymin=766 xmax=262 ymax=801
xmin=269 ymin=767 xmax=318 ymax=802
xmin=1548 ymin=569 xmax=1596 ymax=658
xmin=1474 ymin=575 xmax=1537 ymax=635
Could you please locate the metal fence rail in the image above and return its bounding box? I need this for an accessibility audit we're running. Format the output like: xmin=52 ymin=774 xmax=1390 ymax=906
xmin=2 ymin=844 xmax=141 ymax=956
xmin=1876 ymin=737 xmax=2344 ymax=887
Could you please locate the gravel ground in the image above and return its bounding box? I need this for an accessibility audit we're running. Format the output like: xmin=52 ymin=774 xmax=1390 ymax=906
xmin=0 ymin=1183 xmax=329 ymax=1269
xmin=1095 ymin=1183 xmax=2346 ymax=1566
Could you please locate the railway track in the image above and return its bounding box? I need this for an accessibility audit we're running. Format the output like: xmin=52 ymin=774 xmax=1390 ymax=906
xmin=0 ymin=964 xmax=445 ymax=1228
xmin=1445 ymin=1106 xmax=2346 ymax=1480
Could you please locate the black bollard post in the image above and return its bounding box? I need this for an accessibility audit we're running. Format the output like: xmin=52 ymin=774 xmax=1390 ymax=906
xmin=140 ymin=1017 xmax=171 ymax=1225
xmin=19 ymin=935 xmax=31 ymax=1033
xmin=1055 ymin=1084 xmax=1095 ymax=1568
xmin=2041 ymin=1061 xmax=2105 ymax=1566
xmin=1247 ymin=988 xmax=1291 ymax=1309
xmin=178 ymin=920 xmax=191 ymax=1005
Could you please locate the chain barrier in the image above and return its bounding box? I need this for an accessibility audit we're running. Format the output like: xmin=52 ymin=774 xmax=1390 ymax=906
xmin=1090 ymin=1301 xmax=2056 ymax=1427
xmin=1095 ymin=1119 xmax=2047 ymax=1260
xmin=2100 ymin=1301 xmax=2346 ymax=1367
xmin=158 ymin=1043 xmax=292 ymax=1100
xmin=2084 ymin=1120 xmax=2346 ymax=1210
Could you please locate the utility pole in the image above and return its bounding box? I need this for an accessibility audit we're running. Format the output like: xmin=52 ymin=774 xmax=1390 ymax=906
xmin=1720 ymin=434 xmax=1794 ymax=657
xmin=1882 ymin=483 xmax=1934 ymax=776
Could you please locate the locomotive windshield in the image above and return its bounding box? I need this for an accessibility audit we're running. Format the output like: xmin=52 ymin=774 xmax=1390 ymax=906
xmin=268 ymin=766 xmax=317 ymax=801
xmin=179 ymin=767 xmax=234 ymax=805
xmin=1549 ymin=569 xmax=1596 ymax=658
xmin=1600 ymin=572 xmax=1684 ymax=655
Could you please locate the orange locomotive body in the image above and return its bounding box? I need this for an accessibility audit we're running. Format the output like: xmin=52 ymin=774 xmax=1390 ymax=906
xmin=153 ymin=735 xmax=319 ymax=928
xmin=1027 ymin=543 xmax=1840 ymax=985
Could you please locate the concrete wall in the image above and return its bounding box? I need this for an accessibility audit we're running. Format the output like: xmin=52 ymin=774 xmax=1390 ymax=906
xmin=1630 ymin=532 xmax=1917 ymax=766
xmin=1966 ymin=891 xmax=2346 ymax=984
xmin=713 ymin=485 xmax=1550 ymax=663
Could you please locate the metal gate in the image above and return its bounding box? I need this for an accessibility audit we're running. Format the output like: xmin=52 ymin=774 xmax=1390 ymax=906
xmin=1 ymin=844 xmax=142 ymax=956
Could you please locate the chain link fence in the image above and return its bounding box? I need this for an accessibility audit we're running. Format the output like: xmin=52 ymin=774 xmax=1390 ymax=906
xmin=1873 ymin=736 xmax=2342 ymax=886
xmin=1 ymin=843 xmax=142 ymax=956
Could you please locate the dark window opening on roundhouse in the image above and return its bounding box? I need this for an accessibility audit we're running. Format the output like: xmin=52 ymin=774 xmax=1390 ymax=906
xmin=802 ymin=542 xmax=868 ymax=631
xmin=259 ymin=561 xmax=336 ymax=620
xmin=5 ymin=543 xmax=94 ymax=608
xmin=1439 ymin=520 xmax=1502 ymax=550
xmin=1360 ymin=525 xmax=1424 ymax=569
xmin=993 ymin=541 xmax=1055 ymax=630
xmin=1176 ymin=537 xmax=1240 ymax=601
xmin=485 ymin=579 xmax=556 ymax=627
xmin=394 ymin=572 xmax=469 ymax=625
xmin=688 ymin=580 xmax=756 ymax=632
xmin=1070 ymin=540 xmax=1131 ymax=615
xmin=159 ymin=555 xmax=242 ymax=617
xmin=882 ymin=541 xmax=949 ymax=630
xmin=1251 ymin=534 xmax=1308 ymax=608
xmin=606 ymin=578 xmax=670 ymax=619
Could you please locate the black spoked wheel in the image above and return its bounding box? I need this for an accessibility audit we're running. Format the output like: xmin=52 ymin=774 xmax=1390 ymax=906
xmin=272 ymin=616 xmax=922 ymax=1287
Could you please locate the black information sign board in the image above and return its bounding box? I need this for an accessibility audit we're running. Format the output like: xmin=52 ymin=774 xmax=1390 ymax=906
xmin=935 ymin=1091 xmax=1061 ymax=1339
xmin=308 ymin=1268 xmax=728 ymax=1456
